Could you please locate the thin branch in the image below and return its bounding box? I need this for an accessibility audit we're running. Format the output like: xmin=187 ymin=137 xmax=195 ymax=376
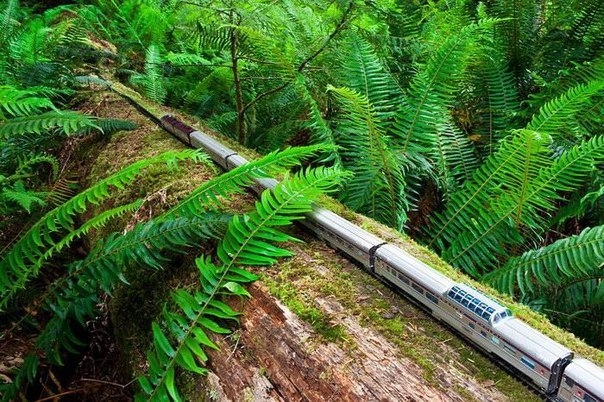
xmin=240 ymin=1 xmax=355 ymax=116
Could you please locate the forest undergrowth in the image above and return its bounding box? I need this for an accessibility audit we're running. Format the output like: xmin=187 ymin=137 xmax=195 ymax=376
xmin=0 ymin=0 xmax=603 ymax=400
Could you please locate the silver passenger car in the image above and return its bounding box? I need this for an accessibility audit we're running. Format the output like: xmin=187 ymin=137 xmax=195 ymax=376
xmin=558 ymin=358 xmax=604 ymax=402
xmin=303 ymin=207 xmax=384 ymax=268
xmin=494 ymin=318 xmax=573 ymax=393
xmin=374 ymin=243 xmax=453 ymax=309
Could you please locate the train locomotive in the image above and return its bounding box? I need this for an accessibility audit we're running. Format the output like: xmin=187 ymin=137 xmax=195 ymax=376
xmin=158 ymin=114 xmax=604 ymax=401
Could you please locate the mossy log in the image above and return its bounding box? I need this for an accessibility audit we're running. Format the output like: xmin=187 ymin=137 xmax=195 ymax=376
xmin=85 ymin=88 xmax=596 ymax=401
xmin=201 ymin=282 xmax=513 ymax=401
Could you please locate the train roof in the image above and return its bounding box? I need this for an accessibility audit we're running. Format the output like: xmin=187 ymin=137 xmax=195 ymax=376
xmin=563 ymin=358 xmax=604 ymax=400
xmin=375 ymin=244 xmax=453 ymax=294
xmin=494 ymin=318 xmax=573 ymax=369
xmin=307 ymin=207 xmax=384 ymax=252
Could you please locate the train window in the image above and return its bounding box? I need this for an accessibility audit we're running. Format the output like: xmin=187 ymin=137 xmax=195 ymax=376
xmin=564 ymin=376 xmax=575 ymax=387
xmin=426 ymin=292 xmax=438 ymax=304
xmin=399 ymin=274 xmax=410 ymax=285
xmin=461 ymin=294 xmax=472 ymax=307
xmin=412 ymin=283 xmax=424 ymax=294
xmin=503 ymin=343 xmax=516 ymax=355
xmin=469 ymin=298 xmax=478 ymax=310
xmin=521 ymin=356 xmax=535 ymax=370
xmin=448 ymin=286 xmax=459 ymax=298
xmin=490 ymin=336 xmax=500 ymax=345
xmin=480 ymin=331 xmax=487 ymax=338
xmin=584 ymin=394 xmax=596 ymax=402
xmin=456 ymin=290 xmax=466 ymax=302
xmin=482 ymin=310 xmax=491 ymax=320
xmin=468 ymin=322 xmax=475 ymax=329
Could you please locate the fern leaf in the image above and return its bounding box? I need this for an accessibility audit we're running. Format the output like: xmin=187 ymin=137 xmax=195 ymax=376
xmin=138 ymin=165 xmax=346 ymax=401
xmin=79 ymin=118 xmax=138 ymax=135
xmin=339 ymin=35 xmax=401 ymax=120
xmin=160 ymin=144 xmax=327 ymax=220
xmin=427 ymin=131 xmax=604 ymax=276
xmin=328 ymin=85 xmax=407 ymax=229
xmin=526 ymin=79 xmax=604 ymax=142
xmin=1 ymin=181 xmax=47 ymax=213
xmin=484 ymin=225 xmax=604 ymax=297
xmin=35 ymin=214 xmax=229 ymax=365
xmin=0 ymin=111 xmax=99 ymax=138
xmin=392 ymin=20 xmax=496 ymax=155
xmin=434 ymin=120 xmax=480 ymax=198
xmin=294 ymin=75 xmax=341 ymax=166
xmin=0 ymin=150 xmax=205 ymax=309
xmin=164 ymin=52 xmax=210 ymax=67
xmin=0 ymin=85 xmax=57 ymax=119
xmin=131 ymin=44 xmax=166 ymax=103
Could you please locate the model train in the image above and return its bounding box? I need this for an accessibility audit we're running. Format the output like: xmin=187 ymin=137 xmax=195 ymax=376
xmin=157 ymin=113 xmax=604 ymax=401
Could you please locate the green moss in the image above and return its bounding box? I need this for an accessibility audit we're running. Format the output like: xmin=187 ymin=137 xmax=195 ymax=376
xmin=264 ymin=274 xmax=349 ymax=344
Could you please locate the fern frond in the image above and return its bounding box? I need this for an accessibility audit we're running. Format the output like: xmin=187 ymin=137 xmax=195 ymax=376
xmin=294 ymin=75 xmax=340 ymax=166
xmin=428 ymin=131 xmax=604 ymax=276
xmin=526 ymin=79 xmax=604 ymax=142
xmin=137 ymin=165 xmax=346 ymax=401
xmin=392 ymin=20 xmax=496 ymax=155
xmin=164 ymin=52 xmax=210 ymax=67
xmin=131 ymin=44 xmax=166 ymax=103
xmin=339 ymin=35 xmax=401 ymax=120
xmin=327 ymin=85 xmax=407 ymax=229
xmin=0 ymin=110 xmax=98 ymax=139
xmin=1 ymin=181 xmax=47 ymax=213
xmin=45 ymin=175 xmax=78 ymax=206
xmin=46 ymin=200 xmax=144 ymax=261
xmin=193 ymin=22 xmax=232 ymax=53
xmin=160 ymin=144 xmax=328 ymax=220
xmin=0 ymin=85 xmax=57 ymax=119
xmin=468 ymin=51 xmax=521 ymax=154
xmin=14 ymin=153 xmax=59 ymax=179
xmin=434 ymin=120 xmax=480 ymax=199
xmin=484 ymin=225 xmax=604 ymax=297
xmin=0 ymin=150 xmax=204 ymax=309
xmin=79 ymin=117 xmax=138 ymax=136
xmin=35 ymin=214 xmax=229 ymax=365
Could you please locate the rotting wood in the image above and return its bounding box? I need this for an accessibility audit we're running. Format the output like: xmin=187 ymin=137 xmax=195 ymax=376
xmin=204 ymin=283 xmax=514 ymax=401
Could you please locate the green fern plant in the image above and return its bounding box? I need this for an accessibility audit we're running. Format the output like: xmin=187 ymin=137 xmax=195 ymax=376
xmin=36 ymin=214 xmax=229 ymax=365
xmin=484 ymin=225 xmax=604 ymax=297
xmin=131 ymin=44 xmax=167 ymax=103
xmin=526 ymin=78 xmax=604 ymax=144
xmin=0 ymin=143 xmax=338 ymax=397
xmin=391 ymin=19 xmax=497 ymax=158
xmin=426 ymin=132 xmax=604 ymax=277
xmin=327 ymin=85 xmax=407 ymax=229
xmin=0 ymin=150 xmax=206 ymax=309
xmin=483 ymin=225 xmax=604 ymax=346
xmin=137 ymin=165 xmax=347 ymax=401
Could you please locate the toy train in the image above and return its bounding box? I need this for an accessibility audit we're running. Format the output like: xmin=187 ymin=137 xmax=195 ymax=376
xmin=159 ymin=114 xmax=604 ymax=402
